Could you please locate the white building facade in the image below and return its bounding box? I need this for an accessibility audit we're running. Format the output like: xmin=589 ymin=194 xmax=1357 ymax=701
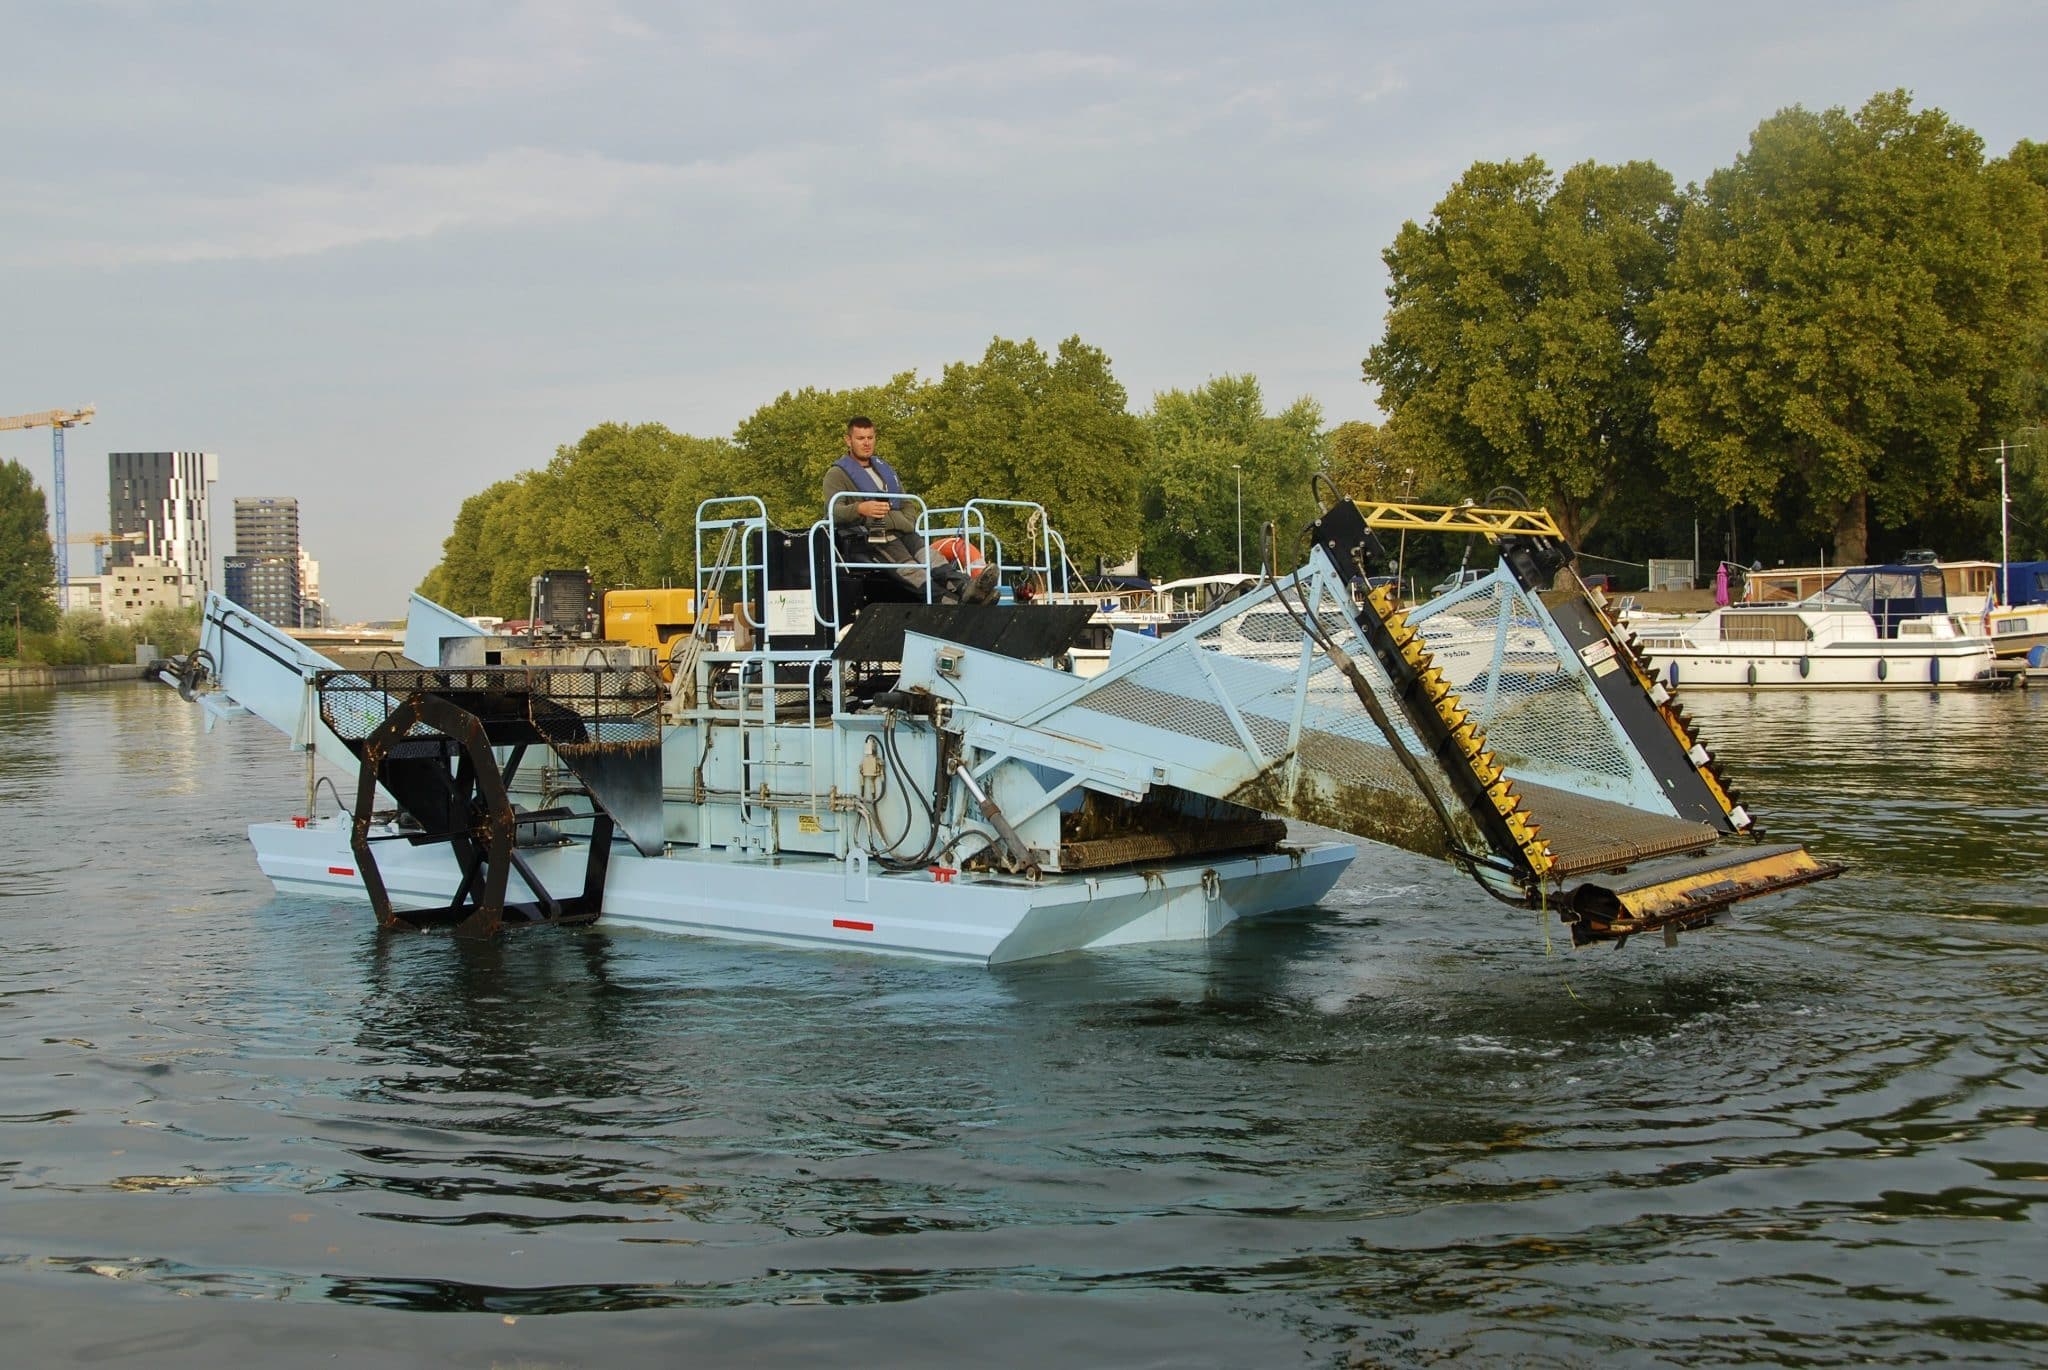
xmin=108 ymin=451 xmax=219 ymax=605
xmin=63 ymin=555 xmax=189 ymax=622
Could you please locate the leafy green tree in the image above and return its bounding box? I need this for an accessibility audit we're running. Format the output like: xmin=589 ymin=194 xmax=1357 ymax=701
xmin=134 ymin=604 xmax=200 ymax=657
xmin=904 ymin=336 xmax=1145 ymax=571
xmin=724 ymin=376 xmax=922 ymax=532
xmin=478 ymin=480 xmax=565 ymax=617
xmin=417 ymin=424 xmax=735 ymax=617
xmin=1139 ymin=375 xmax=1324 ymax=580
xmin=543 ymin=422 xmax=730 ymax=589
xmin=11 ymin=604 xmax=201 ymax=666
xmin=416 ymin=335 xmax=1149 ymax=606
xmin=1 ymin=460 xmax=58 ymax=657
xmin=1972 ymin=426 xmax=2048 ymax=563
xmin=37 ymin=610 xmax=117 ymax=665
xmin=1325 ymin=420 xmax=1394 ymax=501
xmin=418 ymin=479 xmax=521 ymax=612
xmin=1363 ymin=157 xmax=1679 ymax=544
xmin=415 ymin=477 xmax=569 ymax=619
xmin=1324 ymin=417 xmax=1468 ymax=505
xmin=1651 ymin=90 xmax=2048 ymax=563
xmin=1987 ymin=144 xmax=2048 ymax=560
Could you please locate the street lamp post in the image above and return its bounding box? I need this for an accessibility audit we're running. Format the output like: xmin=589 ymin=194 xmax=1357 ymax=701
xmin=1232 ymin=464 xmax=1243 ymax=576
xmin=1978 ymin=439 xmax=2028 ymax=608
xmin=1997 ymin=452 xmax=2010 ymax=608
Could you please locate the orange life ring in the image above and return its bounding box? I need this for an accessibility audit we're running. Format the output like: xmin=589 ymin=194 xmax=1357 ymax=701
xmin=932 ymin=537 xmax=984 ymax=571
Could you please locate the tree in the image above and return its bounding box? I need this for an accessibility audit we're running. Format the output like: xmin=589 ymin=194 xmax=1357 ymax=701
xmin=1325 ymin=420 xmax=1394 ymax=501
xmin=726 ymin=376 xmax=923 ymax=532
xmin=544 ymin=422 xmax=730 ymax=589
xmin=1362 ymin=156 xmax=1679 ymax=544
xmin=416 ymin=424 xmax=736 ymax=618
xmin=904 ymin=336 xmax=1145 ymax=571
xmin=1650 ymin=90 xmax=2048 ymax=563
xmin=1987 ymin=143 xmax=2048 ymax=561
xmin=417 ymin=479 xmax=522 ymax=613
xmin=1 ymin=461 xmax=58 ymax=655
xmin=1139 ymin=375 xmax=1325 ymax=580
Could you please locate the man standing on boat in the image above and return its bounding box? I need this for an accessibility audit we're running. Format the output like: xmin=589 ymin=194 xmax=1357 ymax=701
xmin=824 ymin=416 xmax=996 ymax=603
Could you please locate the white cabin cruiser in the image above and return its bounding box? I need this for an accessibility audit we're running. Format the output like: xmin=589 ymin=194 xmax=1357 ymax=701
xmin=1738 ymin=557 xmax=2048 ymax=664
xmin=1627 ymin=599 xmax=1995 ymax=689
xmin=173 ymin=491 xmax=1837 ymax=962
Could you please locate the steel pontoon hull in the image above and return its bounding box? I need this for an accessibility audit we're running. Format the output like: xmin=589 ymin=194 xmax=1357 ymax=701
xmin=251 ymin=817 xmax=1355 ymax=965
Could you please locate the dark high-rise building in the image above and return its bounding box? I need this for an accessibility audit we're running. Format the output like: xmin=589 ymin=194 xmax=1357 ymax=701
xmin=230 ymin=496 xmax=303 ymax=627
xmin=107 ymin=451 xmax=218 ymax=603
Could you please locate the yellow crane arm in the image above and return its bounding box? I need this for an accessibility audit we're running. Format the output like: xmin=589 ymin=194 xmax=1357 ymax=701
xmin=1349 ymin=499 xmax=1563 ymax=540
xmin=0 ymin=406 xmax=96 ymax=432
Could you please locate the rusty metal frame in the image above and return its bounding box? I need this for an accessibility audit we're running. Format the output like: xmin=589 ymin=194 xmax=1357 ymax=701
xmin=349 ymin=690 xmax=615 ymax=938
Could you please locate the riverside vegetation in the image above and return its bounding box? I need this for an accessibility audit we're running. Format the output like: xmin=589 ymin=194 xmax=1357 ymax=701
xmin=410 ymin=91 xmax=2045 ymax=619
xmin=4 ymin=91 xmax=2043 ymax=629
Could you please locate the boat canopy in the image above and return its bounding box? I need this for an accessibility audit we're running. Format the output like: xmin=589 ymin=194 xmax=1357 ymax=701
xmin=1812 ymin=563 xmax=1949 ymax=636
xmin=2003 ymin=561 xmax=2048 ymax=607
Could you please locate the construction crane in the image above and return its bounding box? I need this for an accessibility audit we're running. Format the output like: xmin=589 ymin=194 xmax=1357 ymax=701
xmin=63 ymin=530 xmax=143 ymax=577
xmin=0 ymin=406 xmax=96 ymax=597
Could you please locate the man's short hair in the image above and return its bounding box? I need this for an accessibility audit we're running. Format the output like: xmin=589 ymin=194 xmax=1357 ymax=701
xmin=846 ymin=415 xmax=875 ymax=433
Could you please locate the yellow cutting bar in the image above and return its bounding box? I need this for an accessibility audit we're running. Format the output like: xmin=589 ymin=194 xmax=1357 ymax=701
xmin=1562 ymin=843 xmax=1842 ymax=944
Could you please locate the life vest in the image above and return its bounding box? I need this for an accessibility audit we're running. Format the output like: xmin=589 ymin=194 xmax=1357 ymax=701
xmin=833 ymin=453 xmax=904 ymax=498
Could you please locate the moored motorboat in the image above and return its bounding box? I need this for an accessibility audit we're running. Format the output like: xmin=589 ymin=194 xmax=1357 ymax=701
xmin=1744 ymin=557 xmax=2048 ymax=661
xmin=1628 ymin=600 xmax=1995 ymax=689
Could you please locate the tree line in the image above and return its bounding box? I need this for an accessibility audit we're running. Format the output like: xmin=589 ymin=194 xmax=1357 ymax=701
xmin=1360 ymin=89 xmax=2048 ymax=569
xmin=417 ymin=341 xmax=1332 ymax=616
xmin=417 ymin=90 xmax=2044 ymax=616
xmin=5 ymin=89 xmax=2041 ymax=638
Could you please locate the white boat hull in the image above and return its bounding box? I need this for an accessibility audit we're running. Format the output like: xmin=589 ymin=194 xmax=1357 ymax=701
xmin=1644 ymin=642 xmax=1995 ymax=689
xmin=251 ymin=817 xmax=1355 ymax=965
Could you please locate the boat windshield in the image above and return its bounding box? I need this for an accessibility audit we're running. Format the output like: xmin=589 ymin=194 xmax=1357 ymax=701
xmin=1810 ymin=566 xmax=1940 ymax=610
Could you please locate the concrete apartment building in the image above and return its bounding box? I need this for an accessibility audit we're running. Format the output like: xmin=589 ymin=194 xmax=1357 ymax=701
xmin=63 ymin=555 xmax=189 ymax=621
xmin=226 ymin=496 xmax=304 ymax=627
xmin=107 ymin=451 xmax=218 ymax=605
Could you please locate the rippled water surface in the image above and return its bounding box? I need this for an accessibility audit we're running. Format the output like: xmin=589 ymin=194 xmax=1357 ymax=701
xmin=2 ymin=683 xmax=2045 ymax=1366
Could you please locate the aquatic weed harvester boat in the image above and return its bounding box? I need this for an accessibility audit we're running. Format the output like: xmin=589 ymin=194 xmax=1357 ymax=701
xmin=175 ymin=485 xmax=1839 ymax=963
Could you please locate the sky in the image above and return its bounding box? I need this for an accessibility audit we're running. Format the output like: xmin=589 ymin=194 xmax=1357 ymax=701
xmin=4 ymin=1 xmax=2043 ymax=621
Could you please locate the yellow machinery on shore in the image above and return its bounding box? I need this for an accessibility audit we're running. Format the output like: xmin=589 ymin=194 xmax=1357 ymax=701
xmin=601 ymin=588 xmax=708 ymax=664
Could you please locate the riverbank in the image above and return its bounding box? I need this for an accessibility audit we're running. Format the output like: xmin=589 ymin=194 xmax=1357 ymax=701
xmin=0 ymin=663 xmax=151 ymax=689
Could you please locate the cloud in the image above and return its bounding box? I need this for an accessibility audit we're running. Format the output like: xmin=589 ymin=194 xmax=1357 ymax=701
xmin=883 ymin=49 xmax=1134 ymax=94
xmin=1356 ymin=66 xmax=1408 ymax=104
xmin=24 ymin=147 xmax=808 ymax=267
xmin=418 ymin=0 xmax=655 ymax=98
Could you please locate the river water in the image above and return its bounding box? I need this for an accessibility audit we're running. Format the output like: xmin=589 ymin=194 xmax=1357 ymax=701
xmin=1 ymin=682 xmax=2044 ymax=1367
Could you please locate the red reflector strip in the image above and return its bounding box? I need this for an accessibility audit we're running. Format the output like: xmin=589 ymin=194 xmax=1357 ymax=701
xmin=328 ymin=866 xmax=355 ymax=877
xmin=832 ymin=919 xmax=874 ymax=932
